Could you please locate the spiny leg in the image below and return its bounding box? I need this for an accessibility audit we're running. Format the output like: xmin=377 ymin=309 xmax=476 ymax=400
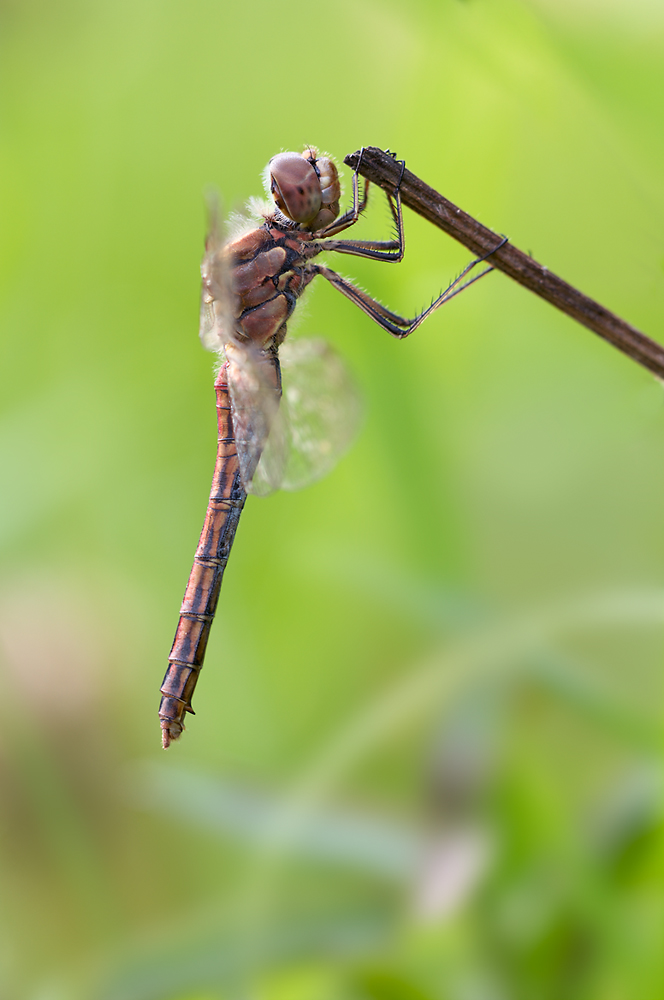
xmin=310 ymin=151 xmax=406 ymax=262
xmin=313 ymin=237 xmax=508 ymax=339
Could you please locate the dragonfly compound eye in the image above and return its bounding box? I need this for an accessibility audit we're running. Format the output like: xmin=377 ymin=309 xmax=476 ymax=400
xmin=269 ymin=151 xmax=322 ymax=225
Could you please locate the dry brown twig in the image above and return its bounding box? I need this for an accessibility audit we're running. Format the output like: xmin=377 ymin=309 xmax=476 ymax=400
xmin=345 ymin=146 xmax=664 ymax=380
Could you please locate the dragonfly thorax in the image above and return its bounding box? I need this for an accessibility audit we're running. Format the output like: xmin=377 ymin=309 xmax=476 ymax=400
xmin=268 ymin=148 xmax=340 ymax=231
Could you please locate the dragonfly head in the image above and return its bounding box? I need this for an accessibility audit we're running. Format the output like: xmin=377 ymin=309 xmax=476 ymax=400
xmin=267 ymin=148 xmax=340 ymax=230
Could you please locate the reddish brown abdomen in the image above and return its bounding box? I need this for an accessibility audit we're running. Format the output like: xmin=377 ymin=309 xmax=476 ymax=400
xmin=159 ymin=365 xmax=246 ymax=747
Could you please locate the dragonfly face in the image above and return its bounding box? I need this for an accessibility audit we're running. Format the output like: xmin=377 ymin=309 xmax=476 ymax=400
xmin=268 ymin=148 xmax=341 ymax=230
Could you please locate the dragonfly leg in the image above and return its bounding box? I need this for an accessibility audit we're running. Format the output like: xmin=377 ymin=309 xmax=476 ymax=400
xmin=310 ymin=154 xmax=406 ymax=263
xmin=313 ymin=237 xmax=508 ymax=339
xmin=313 ymin=263 xmax=410 ymax=330
xmin=310 ymin=150 xmax=407 ymax=260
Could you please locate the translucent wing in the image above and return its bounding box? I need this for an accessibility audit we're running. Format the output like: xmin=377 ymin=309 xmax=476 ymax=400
xmin=199 ymin=192 xmax=234 ymax=354
xmin=254 ymin=337 xmax=363 ymax=493
xmin=226 ymin=341 xmax=282 ymax=497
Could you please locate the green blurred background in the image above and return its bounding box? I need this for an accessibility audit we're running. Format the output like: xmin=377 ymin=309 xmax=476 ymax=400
xmin=1 ymin=0 xmax=663 ymax=997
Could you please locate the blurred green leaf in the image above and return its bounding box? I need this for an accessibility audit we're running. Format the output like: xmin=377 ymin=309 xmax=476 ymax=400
xmin=353 ymin=967 xmax=437 ymax=1000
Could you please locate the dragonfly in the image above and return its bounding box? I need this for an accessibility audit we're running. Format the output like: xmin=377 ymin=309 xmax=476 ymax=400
xmin=159 ymin=146 xmax=503 ymax=748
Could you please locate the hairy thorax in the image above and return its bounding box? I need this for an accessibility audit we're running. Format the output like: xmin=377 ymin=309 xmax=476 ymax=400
xmin=225 ymin=220 xmax=322 ymax=350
